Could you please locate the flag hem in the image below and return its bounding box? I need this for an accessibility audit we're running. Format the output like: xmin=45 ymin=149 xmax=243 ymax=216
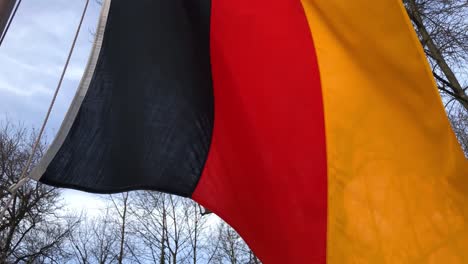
xmin=29 ymin=0 xmax=111 ymax=181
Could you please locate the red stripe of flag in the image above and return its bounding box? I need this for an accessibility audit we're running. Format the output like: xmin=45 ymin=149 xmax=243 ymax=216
xmin=192 ymin=0 xmax=328 ymax=263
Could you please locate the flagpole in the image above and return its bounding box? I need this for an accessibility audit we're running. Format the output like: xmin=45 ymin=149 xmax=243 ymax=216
xmin=0 ymin=0 xmax=17 ymax=40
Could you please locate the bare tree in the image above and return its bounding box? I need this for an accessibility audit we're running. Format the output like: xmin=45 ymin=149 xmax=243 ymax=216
xmin=0 ymin=121 xmax=76 ymax=263
xmin=90 ymin=210 xmax=118 ymax=264
xmin=449 ymin=108 xmax=468 ymax=155
xmin=208 ymin=222 xmax=260 ymax=264
xmin=109 ymin=192 xmax=130 ymax=264
xmin=183 ymin=200 xmax=209 ymax=264
xmin=165 ymin=195 xmax=192 ymax=264
xmin=67 ymin=215 xmax=92 ymax=264
xmin=130 ymin=192 xmax=215 ymax=264
xmin=404 ymin=0 xmax=468 ymax=110
xmin=127 ymin=191 xmax=167 ymax=263
xmin=68 ymin=209 xmax=120 ymax=264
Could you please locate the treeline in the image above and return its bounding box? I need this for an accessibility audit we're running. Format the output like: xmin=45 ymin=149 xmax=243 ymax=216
xmin=0 ymin=122 xmax=260 ymax=264
xmin=65 ymin=192 xmax=260 ymax=264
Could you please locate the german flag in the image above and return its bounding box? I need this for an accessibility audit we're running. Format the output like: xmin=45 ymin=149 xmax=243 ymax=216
xmin=31 ymin=0 xmax=468 ymax=263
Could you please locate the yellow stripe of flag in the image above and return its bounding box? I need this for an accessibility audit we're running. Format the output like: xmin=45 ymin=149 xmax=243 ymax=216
xmin=300 ymin=0 xmax=468 ymax=263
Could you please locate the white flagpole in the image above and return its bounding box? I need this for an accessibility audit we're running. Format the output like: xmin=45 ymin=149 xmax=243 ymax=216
xmin=0 ymin=0 xmax=18 ymax=44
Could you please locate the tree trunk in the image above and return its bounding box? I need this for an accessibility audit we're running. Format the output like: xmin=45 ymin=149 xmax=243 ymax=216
xmin=193 ymin=225 xmax=197 ymax=264
xmin=0 ymin=194 xmax=18 ymax=262
xmin=160 ymin=206 xmax=167 ymax=264
xmin=407 ymin=0 xmax=468 ymax=110
xmin=117 ymin=193 xmax=128 ymax=264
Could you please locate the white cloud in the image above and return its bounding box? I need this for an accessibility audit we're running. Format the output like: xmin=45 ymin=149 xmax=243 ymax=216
xmin=0 ymin=78 xmax=53 ymax=96
xmin=0 ymin=0 xmax=101 ymax=128
xmin=61 ymin=189 xmax=109 ymax=217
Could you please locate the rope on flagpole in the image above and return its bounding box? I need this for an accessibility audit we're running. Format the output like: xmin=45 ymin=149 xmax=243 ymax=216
xmin=0 ymin=0 xmax=90 ymax=223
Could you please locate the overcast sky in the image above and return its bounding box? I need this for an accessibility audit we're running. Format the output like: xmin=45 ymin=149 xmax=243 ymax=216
xmin=0 ymin=0 xmax=107 ymax=215
xmin=0 ymin=0 xmax=100 ymax=129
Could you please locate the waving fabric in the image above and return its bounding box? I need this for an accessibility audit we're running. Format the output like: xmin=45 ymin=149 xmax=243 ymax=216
xmin=32 ymin=0 xmax=468 ymax=263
